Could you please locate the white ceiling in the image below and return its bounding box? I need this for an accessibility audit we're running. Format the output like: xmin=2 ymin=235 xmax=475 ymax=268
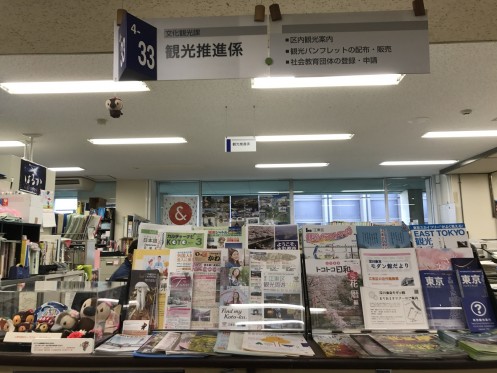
xmin=1 ymin=1 xmax=497 ymax=183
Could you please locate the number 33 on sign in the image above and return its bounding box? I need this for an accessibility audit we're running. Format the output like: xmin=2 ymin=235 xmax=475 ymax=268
xmin=116 ymin=9 xmax=157 ymax=81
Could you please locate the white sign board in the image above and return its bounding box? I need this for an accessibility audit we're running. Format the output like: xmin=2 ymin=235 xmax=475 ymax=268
xmin=225 ymin=136 xmax=257 ymax=152
xmin=147 ymin=16 xmax=269 ymax=80
xmin=267 ymin=11 xmax=429 ymax=77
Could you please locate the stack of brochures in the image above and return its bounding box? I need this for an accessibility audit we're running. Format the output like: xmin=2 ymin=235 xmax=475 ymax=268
xmin=133 ymin=331 xmax=219 ymax=358
xmin=214 ymin=331 xmax=314 ymax=357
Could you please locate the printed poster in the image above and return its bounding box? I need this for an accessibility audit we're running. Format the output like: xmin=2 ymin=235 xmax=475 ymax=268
xmin=202 ymin=196 xmax=230 ymax=227
xmin=258 ymin=194 xmax=291 ymax=225
xmin=162 ymin=196 xmax=198 ymax=225
xmin=247 ymin=224 xmax=299 ymax=250
xmin=230 ymin=195 xmax=259 ymax=221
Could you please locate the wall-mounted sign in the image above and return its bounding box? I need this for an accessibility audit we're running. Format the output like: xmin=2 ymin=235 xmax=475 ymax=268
xmin=19 ymin=159 xmax=46 ymax=195
xmin=225 ymin=136 xmax=256 ymax=153
xmin=117 ymin=10 xmax=157 ymax=81
xmin=114 ymin=10 xmax=428 ymax=81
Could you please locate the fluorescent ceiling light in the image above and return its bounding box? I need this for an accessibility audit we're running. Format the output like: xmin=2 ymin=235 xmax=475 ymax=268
xmin=252 ymin=74 xmax=405 ymax=89
xmin=0 ymin=80 xmax=149 ymax=94
xmin=423 ymin=130 xmax=497 ymax=138
xmin=341 ymin=189 xmax=385 ymax=193
xmin=48 ymin=167 xmax=84 ymax=172
xmin=0 ymin=141 xmax=25 ymax=147
xmin=255 ymin=163 xmax=329 ymax=168
xmin=88 ymin=137 xmax=187 ymax=145
xmin=255 ymin=134 xmax=354 ymax=142
xmin=380 ymin=160 xmax=458 ymax=166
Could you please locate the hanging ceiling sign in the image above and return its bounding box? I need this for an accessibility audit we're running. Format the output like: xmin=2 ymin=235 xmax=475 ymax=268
xmin=225 ymin=136 xmax=257 ymax=153
xmin=267 ymin=11 xmax=429 ymax=77
xmin=116 ymin=10 xmax=157 ymax=81
xmin=19 ymin=159 xmax=46 ymax=195
xmin=146 ymin=16 xmax=269 ymax=80
xmin=114 ymin=10 xmax=428 ymax=81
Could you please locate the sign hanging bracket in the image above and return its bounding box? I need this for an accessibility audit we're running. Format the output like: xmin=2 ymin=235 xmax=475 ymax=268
xmin=412 ymin=0 xmax=426 ymax=16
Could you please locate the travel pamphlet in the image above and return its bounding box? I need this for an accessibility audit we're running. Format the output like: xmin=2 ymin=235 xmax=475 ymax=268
xmin=409 ymin=223 xmax=469 ymax=249
xmin=305 ymin=257 xmax=363 ymax=331
xmin=456 ymin=269 xmax=497 ymax=332
xmin=360 ymin=286 xmax=429 ymax=330
xmin=241 ymin=332 xmax=314 ymax=356
xmin=419 ymin=270 xmax=466 ymax=330
xmin=359 ymin=248 xmax=421 ymax=288
xmin=302 ymin=223 xmax=358 ymax=259
xmin=356 ymin=225 xmax=411 ymax=249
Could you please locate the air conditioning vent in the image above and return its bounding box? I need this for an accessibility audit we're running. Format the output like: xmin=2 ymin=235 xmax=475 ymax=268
xmin=55 ymin=177 xmax=96 ymax=191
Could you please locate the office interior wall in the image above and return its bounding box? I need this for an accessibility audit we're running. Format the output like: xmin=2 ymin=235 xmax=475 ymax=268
xmin=115 ymin=179 xmax=150 ymax=242
xmin=457 ymin=174 xmax=497 ymax=240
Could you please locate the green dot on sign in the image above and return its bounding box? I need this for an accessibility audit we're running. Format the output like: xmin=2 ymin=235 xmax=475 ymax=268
xmin=265 ymin=57 xmax=273 ymax=66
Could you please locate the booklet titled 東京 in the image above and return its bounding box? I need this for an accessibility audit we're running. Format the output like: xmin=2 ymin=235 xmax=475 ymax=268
xmin=419 ymin=270 xmax=466 ymax=330
xmin=456 ymin=269 xmax=497 ymax=332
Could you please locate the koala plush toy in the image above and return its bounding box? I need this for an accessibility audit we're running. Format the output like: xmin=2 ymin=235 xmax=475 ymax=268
xmin=105 ymin=97 xmax=123 ymax=118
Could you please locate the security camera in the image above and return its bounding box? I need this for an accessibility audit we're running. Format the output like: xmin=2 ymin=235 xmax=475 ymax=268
xmin=105 ymin=97 xmax=123 ymax=118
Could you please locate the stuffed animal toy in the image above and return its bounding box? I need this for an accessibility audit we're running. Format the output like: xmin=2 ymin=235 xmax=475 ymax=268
xmin=105 ymin=97 xmax=123 ymax=118
xmin=78 ymin=297 xmax=97 ymax=332
xmin=12 ymin=309 xmax=35 ymax=332
xmin=51 ymin=310 xmax=80 ymax=336
xmin=0 ymin=317 xmax=14 ymax=337
xmin=95 ymin=300 xmax=122 ymax=335
xmin=34 ymin=315 xmax=55 ymax=333
xmin=33 ymin=301 xmax=67 ymax=333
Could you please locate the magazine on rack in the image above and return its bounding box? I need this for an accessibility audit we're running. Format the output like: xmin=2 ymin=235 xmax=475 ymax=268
xmin=246 ymin=224 xmax=299 ymax=250
xmin=304 ymin=257 xmax=363 ymax=331
xmin=126 ymin=270 xmax=160 ymax=331
xmin=415 ymin=247 xmax=473 ymax=271
xmin=359 ymin=248 xmax=422 ymax=288
xmin=356 ymin=225 xmax=411 ymax=249
xmin=419 ymin=270 xmax=466 ymax=330
xmin=164 ymin=271 xmax=194 ymax=329
xmin=409 ymin=223 xmax=469 ymax=249
xmin=302 ymin=223 xmax=358 ymax=259
xmin=248 ymin=249 xmax=304 ymax=331
xmin=456 ymin=269 xmax=497 ymax=332
xmin=360 ymin=286 xmax=429 ymax=330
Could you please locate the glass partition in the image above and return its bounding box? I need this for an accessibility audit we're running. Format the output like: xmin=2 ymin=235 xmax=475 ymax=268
xmin=155 ymin=177 xmax=430 ymax=226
